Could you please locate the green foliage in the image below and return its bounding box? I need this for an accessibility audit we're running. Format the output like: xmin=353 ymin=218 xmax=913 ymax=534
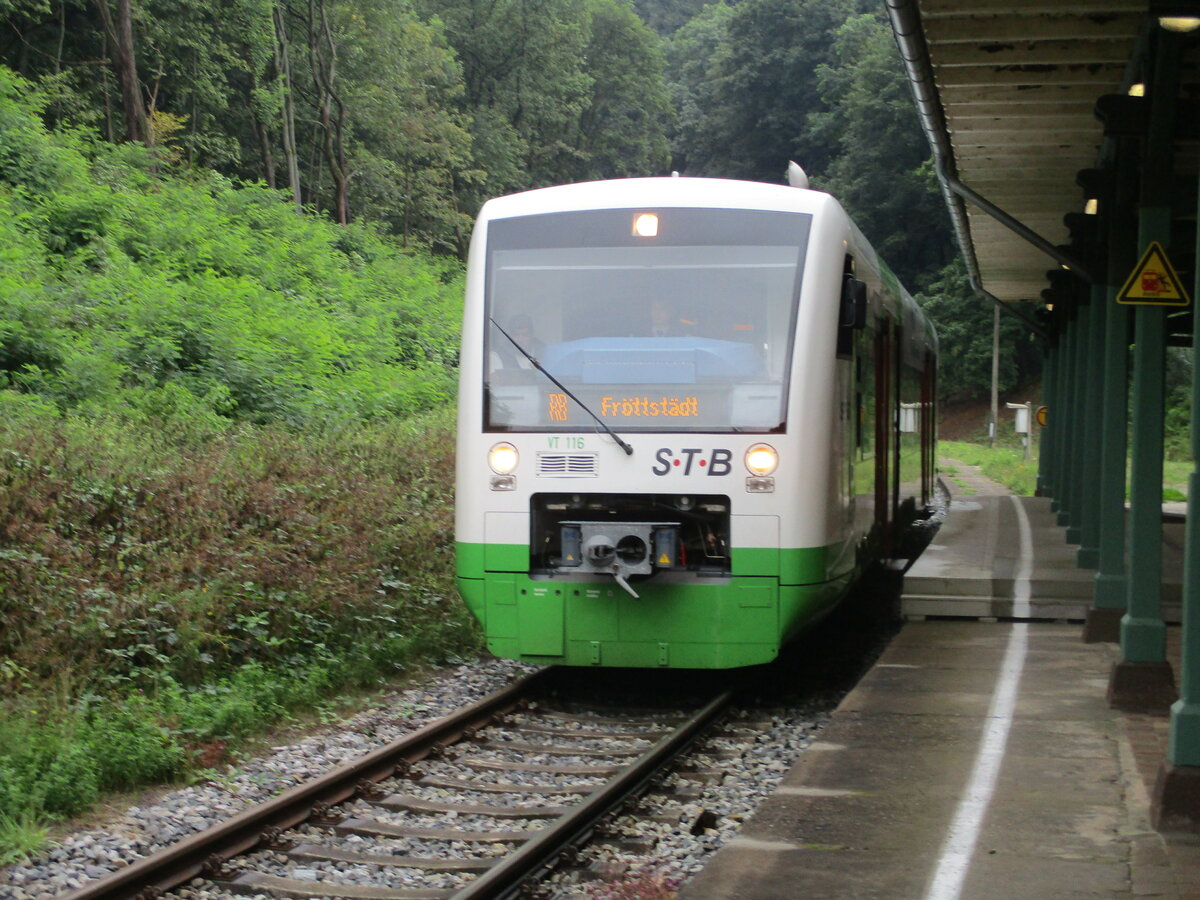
xmin=1163 ymin=347 xmax=1192 ymax=461
xmin=0 ymin=406 xmax=481 ymax=856
xmin=0 ymin=807 xmax=47 ymax=866
xmin=940 ymin=441 xmax=1038 ymax=497
xmin=666 ymin=0 xmax=858 ymax=180
xmin=813 ymin=13 xmax=952 ymax=291
xmin=632 ymin=0 xmax=711 ymax=35
xmin=0 ymin=67 xmax=460 ymax=425
xmin=0 ymin=69 xmax=479 ymax=855
xmin=916 ymin=259 xmax=1042 ymax=403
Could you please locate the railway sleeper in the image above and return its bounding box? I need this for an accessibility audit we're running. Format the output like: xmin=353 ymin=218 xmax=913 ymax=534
xmin=470 ymin=740 xmax=644 ymax=757
xmin=456 ymin=758 xmax=621 ymax=776
xmin=286 ymin=844 xmax=493 ymax=871
xmin=417 ymin=775 xmax=596 ymax=795
xmin=218 ymin=871 xmax=453 ymax=900
xmin=368 ymin=793 xmax=569 ymax=818
xmin=531 ymin=709 xmax=687 ymax=726
xmin=334 ymin=817 xmax=540 ymax=842
xmin=502 ymin=724 xmax=666 ymax=741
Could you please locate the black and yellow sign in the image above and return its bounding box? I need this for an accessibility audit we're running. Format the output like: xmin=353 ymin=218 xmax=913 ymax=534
xmin=1117 ymin=241 xmax=1191 ymax=307
xmin=1035 ymin=405 xmax=1048 ymax=428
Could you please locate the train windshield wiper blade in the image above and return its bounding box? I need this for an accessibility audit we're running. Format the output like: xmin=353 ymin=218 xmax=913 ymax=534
xmin=489 ymin=317 xmax=633 ymax=456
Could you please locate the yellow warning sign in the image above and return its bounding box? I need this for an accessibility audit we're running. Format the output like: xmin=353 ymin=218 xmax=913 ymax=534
xmin=1117 ymin=241 xmax=1191 ymax=306
xmin=658 ymin=553 xmax=671 ymax=565
xmin=1035 ymin=406 xmax=1048 ymax=428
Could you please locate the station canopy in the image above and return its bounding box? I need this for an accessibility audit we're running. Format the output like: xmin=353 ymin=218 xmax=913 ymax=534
xmin=887 ymin=0 xmax=1200 ymax=304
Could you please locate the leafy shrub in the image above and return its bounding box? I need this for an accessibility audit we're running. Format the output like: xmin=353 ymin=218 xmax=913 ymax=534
xmin=0 ymin=66 xmax=478 ymax=860
xmin=0 ymin=66 xmax=462 ymax=427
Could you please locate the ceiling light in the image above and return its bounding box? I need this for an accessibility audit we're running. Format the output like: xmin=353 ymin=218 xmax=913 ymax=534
xmin=1159 ymin=17 xmax=1200 ymax=32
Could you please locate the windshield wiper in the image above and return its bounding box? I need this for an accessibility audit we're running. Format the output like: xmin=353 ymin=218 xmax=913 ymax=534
xmin=489 ymin=317 xmax=633 ymax=456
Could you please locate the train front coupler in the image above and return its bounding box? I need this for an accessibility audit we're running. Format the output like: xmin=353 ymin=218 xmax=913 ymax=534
xmin=557 ymin=520 xmax=681 ymax=599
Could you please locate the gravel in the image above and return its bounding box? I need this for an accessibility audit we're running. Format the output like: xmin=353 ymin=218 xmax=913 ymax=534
xmin=0 ymin=658 xmax=535 ymax=900
xmin=0 ymin=659 xmax=836 ymax=900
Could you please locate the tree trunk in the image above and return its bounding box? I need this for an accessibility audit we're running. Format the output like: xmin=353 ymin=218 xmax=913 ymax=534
xmin=94 ymin=0 xmax=148 ymax=144
xmin=273 ymin=2 xmax=302 ymax=209
xmin=248 ymin=68 xmax=276 ymax=189
xmin=307 ymin=0 xmax=348 ymax=224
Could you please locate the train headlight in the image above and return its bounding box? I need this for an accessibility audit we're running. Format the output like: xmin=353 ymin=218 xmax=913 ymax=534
xmin=488 ymin=442 xmax=519 ymax=475
xmin=744 ymin=443 xmax=778 ymax=476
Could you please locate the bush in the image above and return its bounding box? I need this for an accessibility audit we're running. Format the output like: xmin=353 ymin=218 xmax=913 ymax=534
xmin=0 ymin=66 xmax=462 ymax=427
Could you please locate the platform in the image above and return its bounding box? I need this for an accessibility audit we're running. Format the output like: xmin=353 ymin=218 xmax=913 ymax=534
xmin=680 ymin=464 xmax=1199 ymax=899
xmin=901 ymin=466 xmax=1184 ymax=623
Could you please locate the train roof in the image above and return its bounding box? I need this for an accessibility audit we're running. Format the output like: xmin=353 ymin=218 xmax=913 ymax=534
xmin=476 ymin=176 xmax=842 ymax=221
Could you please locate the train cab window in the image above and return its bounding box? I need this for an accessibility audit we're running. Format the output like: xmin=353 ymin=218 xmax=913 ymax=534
xmin=484 ymin=208 xmax=811 ymax=433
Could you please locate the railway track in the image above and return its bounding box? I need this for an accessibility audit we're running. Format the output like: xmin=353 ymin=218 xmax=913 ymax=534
xmin=62 ymin=669 xmax=735 ymax=900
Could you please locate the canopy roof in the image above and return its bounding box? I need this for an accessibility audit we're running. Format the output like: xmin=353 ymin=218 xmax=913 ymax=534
xmin=887 ymin=0 xmax=1200 ymax=305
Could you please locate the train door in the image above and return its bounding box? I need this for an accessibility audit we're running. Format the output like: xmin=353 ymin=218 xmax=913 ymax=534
xmin=854 ymin=311 xmax=876 ymax=548
xmin=874 ymin=319 xmax=896 ymax=553
xmin=920 ymin=350 xmax=937 ymax=505
xmin=837 ymin=258 xmax=856 ymax=540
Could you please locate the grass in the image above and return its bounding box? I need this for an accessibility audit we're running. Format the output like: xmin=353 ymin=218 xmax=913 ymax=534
xmin=940 ymin=440 xmax=1038 ymax=496
xmin=940 ymin=439 xmax=1194 ymax=502
xmin=0 ymin=810 xmax=47 ymax=866
xmin=0 ymin=404 xmax=481 ymax=861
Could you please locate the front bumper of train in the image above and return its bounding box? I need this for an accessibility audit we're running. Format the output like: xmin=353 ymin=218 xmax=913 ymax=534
xmin=456 ymin=542 xmax=850 ymax=668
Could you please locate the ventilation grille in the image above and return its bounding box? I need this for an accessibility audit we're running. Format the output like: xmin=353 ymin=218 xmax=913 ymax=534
xmin=537 ymin=453 xmax=598 ymax=477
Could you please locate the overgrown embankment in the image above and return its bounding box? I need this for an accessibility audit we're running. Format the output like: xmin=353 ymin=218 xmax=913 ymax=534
xmin=0 ymin=69 xmax=476 ymax=860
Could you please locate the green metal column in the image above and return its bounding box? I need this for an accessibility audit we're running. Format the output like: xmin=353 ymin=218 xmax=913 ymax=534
xmin=1065 ymin=299 xmax=1090 ymax=545
xmin=1109 ymin=30 xmax=1180 ymax=712
xmin=1154 ymin=164 xmax=1200 ymax=827
xmin=1055 ymin=305 xmax=1078 ymax=526
xmin=1052 ymin=307 xmax=1075 ymax=517
xmin=1076 ymin=281 xmax=1105 ymax=569
xmin=1086 ymin=159 xmax=1137 ymax=643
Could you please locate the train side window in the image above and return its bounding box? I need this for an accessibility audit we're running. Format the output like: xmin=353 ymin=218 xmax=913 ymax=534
xmin=837 ymin=259 xmax=866 ymax=361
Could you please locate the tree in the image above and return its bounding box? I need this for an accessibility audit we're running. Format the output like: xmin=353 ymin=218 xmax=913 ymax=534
xmin=567 ymin=0 xmax=671 ymax=181
xmin=632 ymin=0 xmax=713 ymax=36
xmin=916 ymin=259 xmax=1042 ymax=403
xmin=335 ymin=0 xmax=472 ymax=250
xmin=413 ymin=0 xmax=592 ymax=205
xmin=814 ymin=12 xmax=952 ymax=291
xmin=662 ymin=1 xmax=733 ymax=174
xmin=678 ymin=0 xmax=858 ymax=182
xmin=93 ymin=0 xmax=147 ymax=142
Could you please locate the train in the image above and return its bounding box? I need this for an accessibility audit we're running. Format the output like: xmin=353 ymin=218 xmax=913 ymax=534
xmin=454 ymin=174 xmax=937 ymax=669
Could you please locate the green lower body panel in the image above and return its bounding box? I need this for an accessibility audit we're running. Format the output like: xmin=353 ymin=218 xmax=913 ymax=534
xmin=457 ymin=541 xmax=851 ymax=669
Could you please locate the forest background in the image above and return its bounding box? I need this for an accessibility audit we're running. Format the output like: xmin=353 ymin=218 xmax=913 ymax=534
xmin=0 ymin=0 xmax=1107 ymax=858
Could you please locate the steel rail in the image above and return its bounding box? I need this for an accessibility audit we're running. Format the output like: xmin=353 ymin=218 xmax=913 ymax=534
xmin=451 ymin=687 xmax=736 ymax=900
xmin=62 ymin=668 xmax=553 ymax=900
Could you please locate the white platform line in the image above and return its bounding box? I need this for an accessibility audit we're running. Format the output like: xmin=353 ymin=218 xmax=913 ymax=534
xmin=924 ymin=497 xmax=1032 ymax=900
xmin=1010 ymin=496 xmax=1033 ymax=620
xmin=924 ymin=623 xmax=1028 ymax=900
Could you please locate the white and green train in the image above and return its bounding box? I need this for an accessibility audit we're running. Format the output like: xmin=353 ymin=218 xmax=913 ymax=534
xmin=455 ymin=175 xmax=937 ymax=668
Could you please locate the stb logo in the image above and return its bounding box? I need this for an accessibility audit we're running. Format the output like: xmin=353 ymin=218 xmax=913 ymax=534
xmin=651 ymin=448 xmax=732 ymax=476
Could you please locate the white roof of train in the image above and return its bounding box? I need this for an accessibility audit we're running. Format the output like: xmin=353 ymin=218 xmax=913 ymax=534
xmin=477 ymin=176 xmax=839 ymax=220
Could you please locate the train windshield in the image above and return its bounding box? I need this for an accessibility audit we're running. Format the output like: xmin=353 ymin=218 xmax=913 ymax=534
xmin=484 ymin=207 xmax=810 ymax=433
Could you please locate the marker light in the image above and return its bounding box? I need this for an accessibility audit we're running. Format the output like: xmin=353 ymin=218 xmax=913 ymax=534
xmin=1128 ymin=83 xmax=1145 ymax=97
xmin=1084 ymin=198 xmax=1098 ymax=215
xmin=633 ymin=213 xmax=659 ymax=237
xmin=1159 ymin=17 xmax=1200 ymax=32
xmin=745 ymin=443 xmax=778 ymax=476
xmin=488 ymin=442 xmax=519 ymax=475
